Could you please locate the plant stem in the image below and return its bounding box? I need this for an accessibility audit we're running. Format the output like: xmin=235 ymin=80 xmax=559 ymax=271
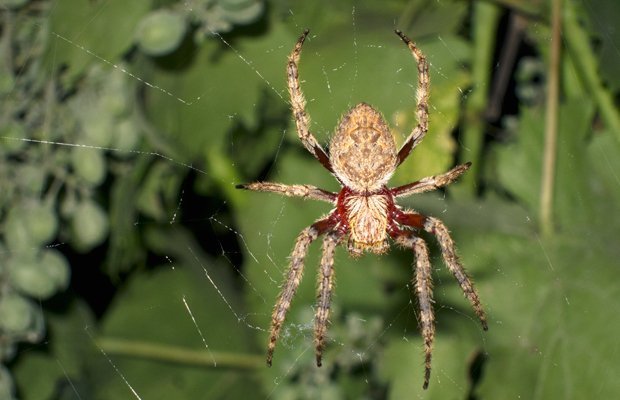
xmin=460 ymin=2 xmax=499 ymax=194
xmin=563 ymin=0 xmax=620 ymax=141
xmin=539 ymin=0 xmax=561 ymax=238
xmin=96 ymin=337 xmax=264 ymax=369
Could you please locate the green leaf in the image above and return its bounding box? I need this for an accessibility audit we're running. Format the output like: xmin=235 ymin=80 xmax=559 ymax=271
xmin=0 ymin=292 xmax=35 ymax=334
xmin=380 ymin=335 xmax=479 ymax=398
xmin=587 ymin=132 xmax=620 ymax=217
xmin=8 ymin=250 xmax=69 ymax=300
xmin=92 ymin=231 xmax=260 ymax=399
xmin=584 ymin=0 xmax=620 ymax=93
xmin=144 ymin=22 xmax=294 ymax=161
xmin=469 ymin=231 xmax=620 ymax=398
xmin=71 ymin=199 xmax=109 ymax=252
xmin=495 ymin=98 xmax=598 ymax=230
xmin=12 ymin=300 xmax=96 ymax=400
xmin=135 ymin=160 xmax=183 ymax=221
xmin=135 ymin=10 xmax=187 ymax=56
xmin=43 ymin=0 xmax=151 ymax=84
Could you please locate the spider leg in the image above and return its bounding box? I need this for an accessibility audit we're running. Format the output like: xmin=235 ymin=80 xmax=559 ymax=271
xmin=288 ymin=29 xmax=333 ymax=173
xmin=236 ymin=182 xmax=337 ymax=204
xmin=394 ymin=233 xmax=435 ymax=389
xmin=315 ymin=230 xmax=344 ymax=366
xmin=267 ymin=215 xmax=337 ymax=366
xmin=391 ymin=162 xmax=472 ymax=198
xmin=395 ymin=211 xmax=488 ymax=330
xmin=394 ymin=30 xmax=430 ymax=166
xmin=424 ymin=216 xmax=488 ymax=330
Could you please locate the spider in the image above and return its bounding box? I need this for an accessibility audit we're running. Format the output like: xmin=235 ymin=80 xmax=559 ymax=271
xmin=237 ymin=29 xmax=488 ymax=389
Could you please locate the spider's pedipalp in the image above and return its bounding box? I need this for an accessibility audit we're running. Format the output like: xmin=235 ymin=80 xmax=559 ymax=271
xmin=236 ymin=182 xmax=337 ymax=204
xmin=315 ymin=230 xmax=344 ymax=366
xmin=394 ymin=29 xmax=429 ymax=166
xmin=423 ymin=217 xmax=488 ymax=330
xmin=391 ymin=162 xmax=472 ymax=198
xmin=287 ymin=29 xmax=334 ymax=173
xmin=395 ymin=233 xmax=435 ymax=389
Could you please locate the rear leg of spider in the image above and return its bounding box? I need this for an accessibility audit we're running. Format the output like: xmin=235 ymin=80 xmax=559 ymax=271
xmin=424 ymin=217 xmax=488 ymax=330
xmin=394 ymin=211 xmax=487 ymax=388
xmin=413 ymin=237 xmax=434 ymax=389
xmin=395 ymin=233 xmax=435 ymax=389
xmin=266 ymin=217 xmax=336 ymax=366
xmin=396 ymin=211 xmax=488 ymax=330
xmin=314 ymin=231 xmax=343 ymax=366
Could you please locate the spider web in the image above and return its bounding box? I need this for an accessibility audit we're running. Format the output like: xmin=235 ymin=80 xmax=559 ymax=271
xmin=3 ymin=1 xmax=620 ymax=399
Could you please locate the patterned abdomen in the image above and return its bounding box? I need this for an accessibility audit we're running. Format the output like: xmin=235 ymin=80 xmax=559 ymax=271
xmin=329 ymin=103 xmax=398 ymax=192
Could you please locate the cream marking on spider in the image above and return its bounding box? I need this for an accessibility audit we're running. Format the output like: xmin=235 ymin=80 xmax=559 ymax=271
xmin=345 ymin=193 xmax=390 ymax=253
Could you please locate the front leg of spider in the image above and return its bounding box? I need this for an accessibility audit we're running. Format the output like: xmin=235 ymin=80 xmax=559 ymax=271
xmin=236 ymin=29 xmax=487 ymax=390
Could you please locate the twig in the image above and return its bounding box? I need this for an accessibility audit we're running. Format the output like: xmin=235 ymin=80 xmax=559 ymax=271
xmin=563 ymin=0 xmax=620 ymax=141
xmin=96 ymin=337 xmax=264 ymax=369
xmin=539 ymin=0 xmax=561 ymax=238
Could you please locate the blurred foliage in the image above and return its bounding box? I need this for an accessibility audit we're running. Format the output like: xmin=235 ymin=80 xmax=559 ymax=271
xmin=1 ymin=0 xmax=620 ymax=399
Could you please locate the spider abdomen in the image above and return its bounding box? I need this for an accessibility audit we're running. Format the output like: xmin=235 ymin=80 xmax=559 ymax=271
xmin=330 ymin=103 xmax=398 ymax=192
xmin=340 ymin=190 xmax=392 ymax=256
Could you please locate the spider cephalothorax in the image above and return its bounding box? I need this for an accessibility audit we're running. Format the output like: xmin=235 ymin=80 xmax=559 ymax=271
xmin=237 ymin=29 xmax=488 ymax=389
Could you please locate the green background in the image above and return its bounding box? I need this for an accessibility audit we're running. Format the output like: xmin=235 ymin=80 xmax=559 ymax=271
xmin=1 ymin=0 xmax=620 ymax=399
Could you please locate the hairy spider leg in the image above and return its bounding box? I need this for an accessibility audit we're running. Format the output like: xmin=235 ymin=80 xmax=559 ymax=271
xmin=392 ymin=162 xmax=472 ymax=198
xmin=423 ymin=216 xmax=488 ymax=330
xmin=393 ymin=233 xmax=435 ymax=389
xmin=235 ymin=182 xmax=337 ymax=204
xmin=287 ymin=29 xmax=334 ymax=173
xmin=394 ymin=210 xmax=488 ymax=330
xmin=266 ymin=214 xmax=339 ymax=366
xmin=394 ymin=30 xmax=430 ymax=166
xmin=315 ymin=230 xmax=345 ymax=366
